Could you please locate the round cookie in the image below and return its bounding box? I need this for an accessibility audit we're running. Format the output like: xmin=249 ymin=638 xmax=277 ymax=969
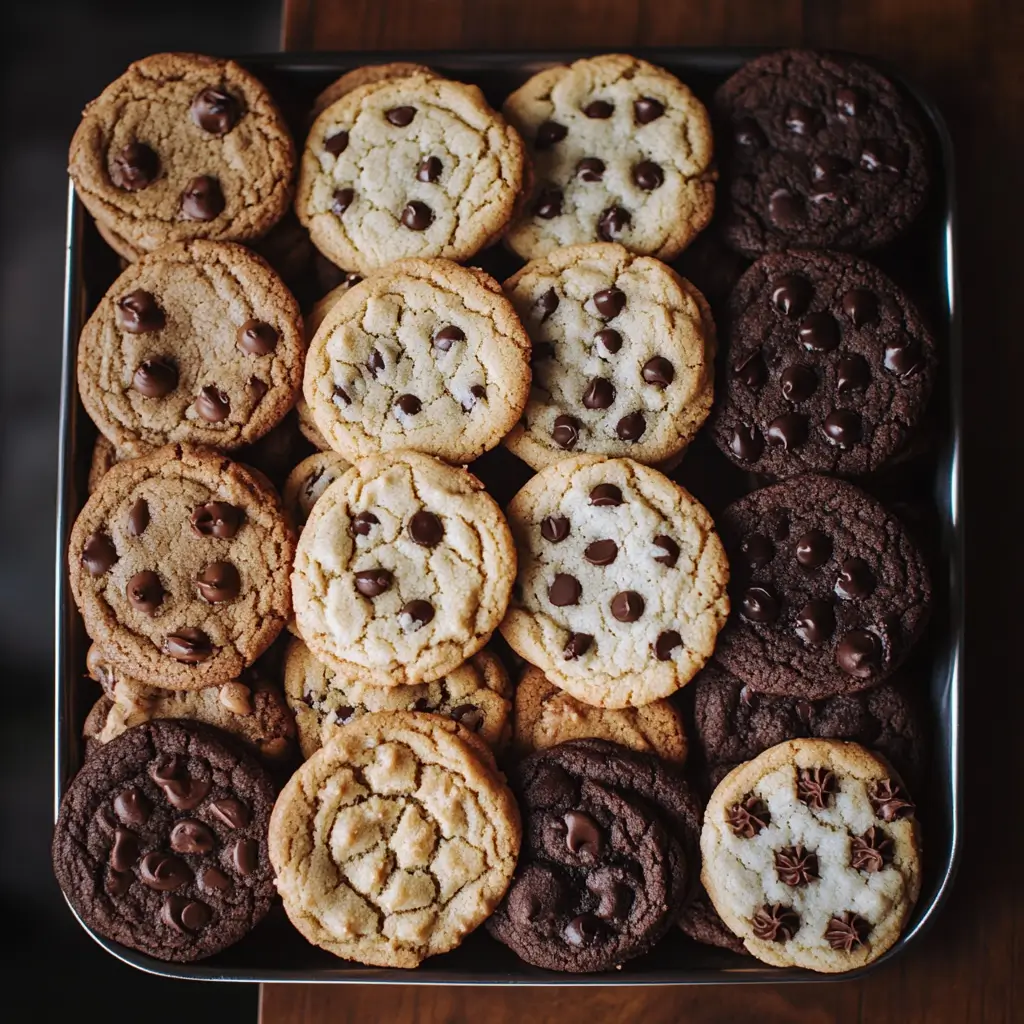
xmin=89 ymin=434 xmax=121 ymax=493
xmin=69 ymin=445 xmax=295 ymax=690
xmin=710 ymin=251 xmax=937 ymax=477
xmin=52 ymin=719 xmax=277 ymax=962
xmin=312 ymin=63 xmax=437 ymax=120
xmin=502 ymin=243 xmax=714 ymax=469
xmin=503 ymin=54 xmax=715 ymax=261
xmin=69 ymin=53 xmax=294 ymax=255
xmin=282 ymin=452 xmax=353 ymax=532
xmin=304 ymin=258 xmax=531 ymax=464
xmin=283 ymin=637 xmax=512 ymax=757
xmin=700 ymin=738 xmax=922 ymax=973
xmin=513 ymin=665 xmax=687 ymax=764
xmin=77 ymin=240 xmax=304 ymax=457
xmin=714 ymin=475 xmax=931 ymax=699
xmin=296 ymin=72 xmax=524 ymax=274
xmin=268 ymin=710 xmax=520 ymax=968
xmin=500 ymin=455 xmax=729 ymax=708
xmin=487 ymin=738 xmax=701 ymax=972
xmin=291 ymin=450 xmax=515 ymax=687
xmin=715 ymin=50 xmax=929 ymax=255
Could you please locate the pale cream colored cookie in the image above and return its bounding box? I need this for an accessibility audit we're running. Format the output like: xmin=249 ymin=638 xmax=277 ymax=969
xmin=312 ymin=63 xmax=438 ymax=120
xmin=513 ymin=664 xmax=686 ymax=763
xmin=499 ymin=455 xmax=729 ymax=708
xmin=282 ymin=451 xmax=353 ymax=532
xmin=268 ymin=710 xmax=520 ymax=968
xmin=701 ymin=738 xmax=922 ymax=973
xmin=291 ymin=450 xmax=515 ymax=687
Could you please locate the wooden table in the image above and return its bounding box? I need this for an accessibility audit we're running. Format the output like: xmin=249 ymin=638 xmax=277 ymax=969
xmin=263 ymin=2 xmax=1023 ymax=1021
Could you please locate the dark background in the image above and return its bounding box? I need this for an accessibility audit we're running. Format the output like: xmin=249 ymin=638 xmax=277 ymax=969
xmin=1 ymin=0 xmax=276 ymax=1014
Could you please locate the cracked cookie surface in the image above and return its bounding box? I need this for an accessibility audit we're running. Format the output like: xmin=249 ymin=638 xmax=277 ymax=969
xmin=77 ymin=240 xmax=304 ymax=457
xmin=499 ymin=455 xmax=729 ymax=708
xmin=312 ymin=62 xmax=437 ymax=121
xmin=268 ymin=710 xmax=520 ymax=968
xmin=304 ymin=258 xmax=531 ymax=463
xmin=284 ymin=637 xmax=512 ymax=757
xmin=291 ymin=450 xmax=516 ymax=687
xmin=503 ymin=243 xmax=715 ymax=469
xmin=503 ymin=54 xmax=715 ymax=261
xmin=296 ymin=72 xmax=524 ymax=274
xmin=701 ymin=738 xmax=921 ymax=973
xmin=69 ymin=53 xmax=294 ymax=254
xmin=69 ymin=445 xmax=295 ymax=690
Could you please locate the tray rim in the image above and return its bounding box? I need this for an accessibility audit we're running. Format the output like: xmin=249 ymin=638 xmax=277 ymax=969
xmin=53 ymin=45 xmax=963 ymax=986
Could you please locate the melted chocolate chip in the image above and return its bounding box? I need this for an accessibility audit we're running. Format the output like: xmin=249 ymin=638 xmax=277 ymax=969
xmin=842 ymin=289 xmax=879 ymax=327
xmin=583 ymin=377 xmax=615 ymax=410
xmin=861 ymin=141 xmax=906 ymax=174
xmin=823 ymin=409 xmax=863 ymax=448
xmin=351 ymin=511 xmax=379 ymax=536
xmin=195 ymin=561 xmax=241 ymax=603
xmin=385 ymin=106 xmax=416 ymax=126
xmin=799 ymin=312 xmax=840 ymax=352
xmin=548 ymin=574 xmax=581 ymax=607
xmin=194 ymin=385 xmax=231 ymax=423
xmin=565 ymin=913 xmax=602 ymax=946
xmin=229 ymin=838 xmax=259 ymax=876
xmin=208 ymin=797 xmax=251 ymax=829
xmin=836 ymin=629 xmax=882 ymax=678
xmin=162 ymin=894 xmax=211 ymax=933
xmin=114 ymin=788 xmax=151 ymax=826
xmin=734 ymin=117 xmax=766 ymax=149
xmin=126 ymin=570 xmax=164 ymax=614
xmin=655 ymin=630 xmax=682 ymax=660
xmin=332 ymin=188 xmax=355 ymax=215
xmin=534 ymin=186 xmax=563 ymax=218
xmin=794 ymin=599 xmax=836 ymax=644
xmin=127 ymin=498 xmax=150 ymax=537
xmin=836 ymin=354 xmax=871 ymax=393
xmin=190 ymin=502 xmax=241 ymax=539
xmin=170 ymin=820 xmax=215 ymax=854
xmin=409 ymin=510 xmax=444 ymax=547
xmin=766 ymin=412 xmax=809 ymax=450
xmin=180 ymin=175 xmax=224 ymax=221
xmin=432 ymin=325 xmax=464 ymax=351
xmin=769 ymin=188 xmax=805 ymax=227
xmin=836 ymin=88 xmax=865 ymax=118
xmin=563 ymin=632 xmax=593 ymax=659
xmin=236 ymin=320 xmax=278 ymax=355
xmin=742 ymin=534 xmax=774 ymax=568
xmin=588 ymin=484 xmax=622 ymax=507
xmin=191 ymin=87 xmax=240 ymax=135
xmin=884 ymin=335 xmax=925 ymax=378
xmin=653 ymin=535 xmax=679 ymax=567
xmin=324 ymin=130 xmax=349 ymax=155
xmin=734 ymin=349 xmax=768 ymax=389
xmin=835 ymin=558 xmax=875 ymax=600
xmin=634 ymin=97 xmax=665 ymax=123
xmin=395 ymin=394 xmax=422 ymax=415
xmin=576 ymin=158 xmax=605 ymax=182
xmin=417 ymin=155 xmax=442 ymax=182
xmin=741 ymin=585 xmax=780 ymax=623
xmin=401 ymin=201 xmax=433 ymax=230
xmin=355 ymin=568 xmax=392 ymax=597
xmin=82 ymin=533 xmax=117 ymax=575
xmin=594 ymin=328 xmax=622 ymax=355
xmin=584 ymin=539 xmax=618 ymax=565
xmin=616 ymin=411 xmax=646 ymax=441
xmin=110 ymin=142 xmax=160 ymax=191
xmin=593 ymin=288 xmax=626 ymax=319
xmin=583 ymin=99 xmax=613 ymax=118
xmin=771 ymin=275 xmax=812 ymax=318
xmin=563 ymin=810 xmax=603 ymax=858
xmin=541 ymin=515 xmax=570 ymax=543
xmin=535 ymin=121 xmax=568 ymax=149
xmin=784 ymin=103 xmax=820 ymax=135
xmin=118 ymin=290 xmax=165 ymax=334
xmin=795 ymin=529 xmax=832 ymax=568
xmin=140 ymin=852 xmax=192 ymax=891
xmin=551 ymin=415 xmax=580 ymax=450
xmin=597 ymin=205 xmax=631 ymax=241
xmin=536 ymin=288 xmax=559 ymax=322
xmin=110 ymin=828 xmax=139 ymax=872
xmin=164 ymin=628 xmax=214 ymax=663
xmin=133 ymin=358 xmax=178 ymax=397
xmin=633 ymin=160 xmax=664 ymax=190
xmin=610 ymin=590 xmax=644 ymax=622
xmin=780 ymin=364 xmax=818 ymax=403
xmin=642 ymin=356 xmax=674 ymax=387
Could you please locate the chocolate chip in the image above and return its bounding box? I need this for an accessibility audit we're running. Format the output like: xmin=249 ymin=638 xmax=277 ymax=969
xmin=208 ymin=797 xmax=251 ymax=829
xmin=332 ymin=188 xmax=355 ymax=215
xmin=616 ymin=411 xmax=646 ymax=441
xmin=198 ymin=866 xmax=231 ymax=893
xmin=731 ymin=423 xmax=764 ymax=461
xmin=841 ymin=288 xmax=878 ymax=327
xmin=594 ymin=328 xmax=622 ymax=355
xmin=132 ymin=358 xmax=178 ymax=397
xmin=655 ymin=630 xmax=682 ymax=660
xmin=733 ymin=349 xmax=767 ymax=388
xmin=109 ymin=827 xmax=139 ymax=872
xmin=236 ymin=319 xmax=278 ymax=355
xmin=400 ymin=599 xmax=435 ymax=631
xmin=563 ymin=632 xmax=593 ymax=659
xmin=127 ymin=498 xmax=149 ymax=537
xmin=534 ymin=186 xmax=563 ymax=218
xmin=161 ymin=894 xmax=211 ymax=934
xmin=195 ymin=385 xmax=230 ymax=423
xmin=196 ymin=561 xmax=241 ymax=603
xmin=884 ymin=334 xmax=925 ymax=378
xmin=170 ymin=820 xmax=215 ymax=854
xmin=836 ymin=354 xmax=871 ymax=393
xmin=597 ymin=205 xmax=630 ymax=241
xmin=395 ymin=394 xmax=421 ymax=415
xmin=180 ymin=175 xmax=224 ymax=221
xmin=82 ymin=533 xmax=117 ymax=575
xmin=548 ymin=574 xmax=581 ymax=607
xmin=588 ymin=484 xmax=622 ymax=506
xmin=799 ymin=312 xmax=840 ymax=352
xmin=836 ymin=629 xmax=881 ymax=677
xmin=150 ymin=756 xmax=213 ymax=811
xmin=164 ymin=628 xmax=213 ymax=663
xmin=610 ymin=590 xmax=644 ymax=622
xmin=633 ymin=160 xmax=664 ymax=190
xmin=324 ymin=130 xmax=349 ymax=155
xmin=229 ymin=838 xmax=259 ymax=876
xmin=583 ymin=99 xmax=613 ymax=118
xmin=535 ymin=121 xmax=568 ymax=148
xmin=823 ymin=409 xmax=863 ymax=448
xmin=576 ymin=158 xmax=605 ymax=182
xmin=835 ymin=557 xmax=875 ymax=600
xmin=450 ymin=704 xmax=483 ymax=731
xmin=351 ymin=511 xmax=379 ymax=536
xmin=432 ymin=325 xmax=464 ymax=351
xmin=126 ymin=570 xmax=164 ymax=614
xmin=589 ymin=876 xmax=634 ymax=920
xmin=780 ymin=364 xmax=818 ymax=403
xmin=409 ymin=510 xmax=444 ymax=547
xmin=190 ymin=502 xmax=241 ymax=539
xmin=564 ymin=810 xmax=603 ymax=859
xmin=861 ymin=141 xmax=906 ymax=174
xmin=536 ymin=288 xmax=559 ymax=321
xmin=742 ymin=585 xmax=780 ymax=623
xmin=766 ymin=412 xmax=809 ymax=449
xmin=140 ymin=852 xmax=192 ymax=891
xmin=771 ymin=275 xmax=812 ymax=318
xmin=118 ymin=290 xmax=165 ymax=334
xmin=642 ymin=356 xmax=674 ymax=387
xmin=114 ymin=788 xmax=151 ymax=826
xmin=565 ymin=913 xmax=602 ymax=946
xmin=462 ymin=384 xmax=486 ymax=410
xmin=796 ymin=529 xmax=832 ymax=568
xmin=742 ymin=534 xmax=774 ymax=568
xmin=584 ymin=539 xmax=618 ymax=565
xmin=795 ymin=599 xmax=836 ymax=645
xmin=355 ymin=568 xmax=392 ymax=597
xmin=417 ymin=155 xmax=442 ymax=182
xmin=191 ymin=87 xmax=240 ymax=135
xmin=583 ymin=377 xmax=615 ymax=410
xmin=593 ymin=288 xmax=626 ymax=319
xmin=364 ymin=349 xmax=386 ymax=378
xmin=401 ymin=201 xmax=433 ymax=230
xmin=835 ymin=88 xmax=865 ymax=118
xmin=551 ymin=414 xmax=580 ymax=450
xmin=541 ymin=517 xmax=570 ymax=545
xmin=734 ymin=117 xmax=766 ymax=149
xmin=110 ymin=142 xmax=160 ymax=191
xmin=385 ymin=106 xmax=416 ymax=126
xmin=333 ymin=385 xmax=351 ymax=404
xmin=634 ymin=97 xmax=665 ymax=123
xmin=768 ymin=188 xmax=805 ymax=227
xmin=785 ymin=103 xmax=821 ymax=135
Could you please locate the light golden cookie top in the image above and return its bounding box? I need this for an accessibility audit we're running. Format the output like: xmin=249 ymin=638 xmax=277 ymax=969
xmin=297 ymin=73 xmax=525 ymax=274
xmin=282 ymin=452 xmax=353 ymax=532
xmin=268 ymin=711 xmax=520 ymax=968
xmin=312 ymin=63 xmax=438 ymax=120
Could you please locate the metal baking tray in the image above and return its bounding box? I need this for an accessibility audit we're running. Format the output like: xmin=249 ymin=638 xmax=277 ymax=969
xmin=55 ymin=48 xmax=962 ymax=985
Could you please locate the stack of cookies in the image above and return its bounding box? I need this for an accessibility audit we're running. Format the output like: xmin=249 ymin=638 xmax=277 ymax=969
xmin=54 ymin=49 xmax=937 ymax=977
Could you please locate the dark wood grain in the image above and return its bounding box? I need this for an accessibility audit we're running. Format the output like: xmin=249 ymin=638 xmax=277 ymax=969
xmin=266 ymin=1 xmax=1024 ymax=1020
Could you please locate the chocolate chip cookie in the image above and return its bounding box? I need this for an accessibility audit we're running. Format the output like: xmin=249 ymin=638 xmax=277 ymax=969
xmin=710 ymin=250 xmax=937 ymax=477
xmin=715 ymin=50 xmax=929 ymax=255
xmin=503 ymin=54 xmax=715 ymax=261
xmin=487 ymin=738 xmax=701 ymax=972
xmin=701 ymin=738 xmax=922 ymax=972
xmin=52 ymin=719 xmax=277 ymax=962
xmin=311 ymin=62 xmax=437 ymax=120
xmin=88 ymin=435 xmax=121 ymax=493
xmin=282 ymin=452 xmax=353 ymax=532
xmin=714 ymin=475 xmax=931 ymax=699
xmin=678 ymin=884 xmax=748 ymax=954
xmin=513 ymin=665 xmax=687 ymax=765
xmin=296 ymin=72 xmax=524 ymax=274
xmin=269 ymin=711 xmax=520 ymax=968
xmin=500 ymin=455 xmax=729 ymax=708
xmin=283 ymin=637 xmax=512 ymax=757
xmin=77 ymin=240 xmax=304 ymax=457
xmin=69 ymin=53 xmax=294 ymax=254
xmin=291 ymin=450 xmax=515 ymax=687
xmin=304 ymin=258 xmax=531 ymax=464
xmin=69 ymin=445 xmax=295 ymax=690
xmin=502 ymin=243 xmax=715 ymax=469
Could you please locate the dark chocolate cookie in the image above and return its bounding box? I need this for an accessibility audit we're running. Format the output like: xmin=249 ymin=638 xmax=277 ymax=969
xmin=487 ymin=739 xmax=701 ymax=973
xmin=715 ymin=50 xmax=929 ymax=255
xmin=710 ymin=251 xmax=937 ymax=477
xmin=52 ymin=720 xmax=276 ymax=962
xmin=678 ymin=883 xmax=747 ymax=955
xmin=714 ymin=475 xmax=931 ymax=699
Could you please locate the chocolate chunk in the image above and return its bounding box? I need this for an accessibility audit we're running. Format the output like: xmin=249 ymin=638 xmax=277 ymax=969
xmin=332 ymin=188 xmax=355 ymax=215
xmin=132 ymin=358 xmax=178 ymax=397
xmin=385 ymin=106 xmax=416 ymax=126
xmin=610 ymin=590 xmax=644 ymax=622
xmin=110 ymin=142 xmax=160 ymax=191
xmin=576 ymin=158 xmax=605 ymax=182
xmin=655 ymin=630 xmax=682 ymax=660
xmin=741 ymin=585 xmax=779 ymax=623
xmin=195 ymin=385 xmax=231 ymax=423
xmin=541 ymin=516 xmax=570 ymax=543
xmin=653 ymin=535 xmax=680 ymax=567
xmin=584 ymin=539 xmax=618 ymax=565
xmin=191 ymin=87 xmax=240 ymax=135
xmin=180 ymin=176 xmax=224 ymax=221
xmin=324 ymin=130 xmax=349 ymax=155
xmin=190 ymin=502 xmax=241 ymax=539
xmin=551 ymin=415 xmax=580 ymax=450
xmin=126 ymin=570 xmax=164 ymax=614
xmin=642 ymin=357 xmax=674 ymax=387
xmin=401 ymin=201 xmax=433 ymax=230
xmin=236 ymin=320 xmax=278 ymax=355
xmin=82 ymin=533 xmax=117 ymax=575
xmin=616 ymin=412 xmax=646 ymax=441
xmin=583 ymin=377 xmax=615 ymax=410
xmin=395 ymin=394 xmax=422 ymax=415
xmin=195 ymin=561 xmax=241 ymax=603
xmin=563 ymin=632 xmax=593 ymax=660
xmin=164 ymin=629 xmax=214 ymax=663
xmin=118 ymin=290 xmax=165 ymax=334
xmin=408 ymin=511 xmax=444 ymax=547
xmin=597 ymin=205 xmax=630 ymax=241
xmin=588 ymin=484 xmax=622 ymax=506
xmin=535 ymin=121 xmax=568 ymax=148
xmin=634 ymin=97 xmax=665 ymax=123
xmin=354 ymin=568 xmax=392 ymax=597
